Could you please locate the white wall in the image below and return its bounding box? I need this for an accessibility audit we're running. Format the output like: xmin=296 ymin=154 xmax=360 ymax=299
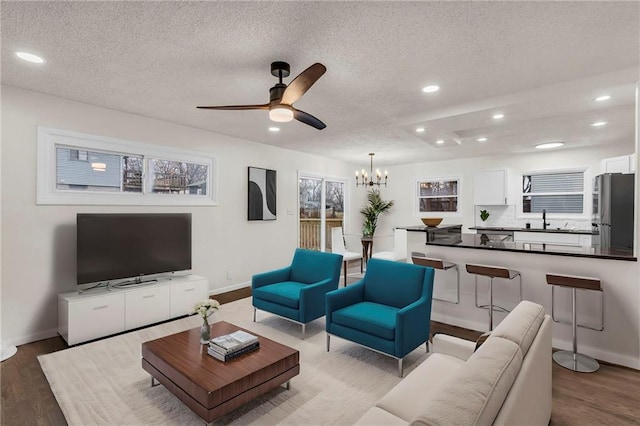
xmin=0 ymin=86 xmax=361 ymax=346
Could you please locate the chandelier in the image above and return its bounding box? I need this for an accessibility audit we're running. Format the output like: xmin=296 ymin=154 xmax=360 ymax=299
xmin=355 ymin=153 xmax=388 ymax=188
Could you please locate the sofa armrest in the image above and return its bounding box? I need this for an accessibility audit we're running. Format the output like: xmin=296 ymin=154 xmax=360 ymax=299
xmin=431 ymin=333 xmax=476 ymax=361
xmin=251 ymin=266 xmax=291 ymax=289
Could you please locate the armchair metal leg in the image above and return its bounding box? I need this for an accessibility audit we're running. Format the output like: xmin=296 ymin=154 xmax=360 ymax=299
xmin=398 ymin=358 xmax=404 ymax=377
xmin=301 ymin=323 xmax=306 ymax=340
xmin=326 ymin=334 xmax=330 ymax=352
xmin=253 ymin=307 xmax=256 ymax=322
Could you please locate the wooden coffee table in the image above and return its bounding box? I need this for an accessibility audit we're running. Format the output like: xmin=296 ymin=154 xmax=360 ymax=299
xmin=141 ymin=320 xmax=300 ymax=423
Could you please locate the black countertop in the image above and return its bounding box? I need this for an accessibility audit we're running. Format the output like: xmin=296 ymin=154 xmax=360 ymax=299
xmin=425 ymin=233 xmax=635 ymax=261
xmin=469 ymin=226 xmax=596 ymax=235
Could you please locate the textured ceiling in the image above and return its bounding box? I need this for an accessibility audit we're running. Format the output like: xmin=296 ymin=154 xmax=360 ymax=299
xmin=1 ymin=1 xmax=639 ymax=167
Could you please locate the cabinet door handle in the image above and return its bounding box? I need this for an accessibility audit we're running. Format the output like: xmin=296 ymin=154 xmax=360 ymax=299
xmin=143 ymin=294 xmax=155 ymax=299
xmin=184 ymin=288 xmax=195 ymax=292
xmin=93 ymin=305 xmax=108 ymax=310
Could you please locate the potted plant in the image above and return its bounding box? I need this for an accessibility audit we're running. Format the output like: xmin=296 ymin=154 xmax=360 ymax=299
xmin=360 ymin=189 xmax=394 ymax=237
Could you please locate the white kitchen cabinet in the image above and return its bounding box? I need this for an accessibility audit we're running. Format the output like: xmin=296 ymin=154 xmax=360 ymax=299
xmin=474 ymin=169 xmax=508 ymax=205
xmin=58 ymin=275 xmax=208 ymax=345
xmin=600 ymin=155 xmax=634 ymax=174
xmin=513 ymin=231 xmax=591 ymax=247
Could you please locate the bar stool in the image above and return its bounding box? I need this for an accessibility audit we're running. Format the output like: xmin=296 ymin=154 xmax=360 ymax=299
xmin=547 ymin=273 xmax=603 ymax=373
xmin=411 ymin=252 xmax=459 ymax=304
xmin=465 ymin=263 xmax=522 ymax=331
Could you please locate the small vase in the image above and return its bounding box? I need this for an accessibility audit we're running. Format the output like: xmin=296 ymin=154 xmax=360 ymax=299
xmin=200 ymin=318 xmax=211 ymax=344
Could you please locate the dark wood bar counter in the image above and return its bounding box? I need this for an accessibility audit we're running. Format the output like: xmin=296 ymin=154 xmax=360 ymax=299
xmin=424 ymin=233 xmax=636 ymax=261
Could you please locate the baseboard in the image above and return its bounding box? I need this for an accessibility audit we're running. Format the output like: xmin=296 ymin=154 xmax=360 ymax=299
xmin=4 ymin=327 xmax=59 ymax=348
xmin=209 ymin=281 xmax=250 ymax=295
xmin=552 ymin=338 xmax=640 ymax=370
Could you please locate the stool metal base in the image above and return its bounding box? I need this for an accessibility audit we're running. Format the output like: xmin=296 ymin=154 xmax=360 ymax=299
xmin=553 ymin=350 xmax=600 ymax=373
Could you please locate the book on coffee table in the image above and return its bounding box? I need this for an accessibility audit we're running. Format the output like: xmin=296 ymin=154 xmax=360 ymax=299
xmin=207 ymin=341 xmax=260 ymax=362
xmin=209 ymin=330 xmax=259 ymax=355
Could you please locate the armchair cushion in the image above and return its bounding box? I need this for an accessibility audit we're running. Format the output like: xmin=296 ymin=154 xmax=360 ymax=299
xmin=290 ymin=249 xmax=338 ymax=284
xmin=363 ymin=259 xmax=425 ymax=308
xmin=252 ymin=281 xmax=305 ymax=309
xmin=332 ymin=301 xmax=398 ymax=340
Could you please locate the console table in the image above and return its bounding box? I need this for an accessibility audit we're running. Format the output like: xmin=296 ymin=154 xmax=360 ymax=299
xmin=58 ymin=275 xmax=208 ymax=345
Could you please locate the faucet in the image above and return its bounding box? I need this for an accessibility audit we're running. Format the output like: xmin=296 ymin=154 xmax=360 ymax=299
xmin=542 ymin=209 xmax=550 ymax=230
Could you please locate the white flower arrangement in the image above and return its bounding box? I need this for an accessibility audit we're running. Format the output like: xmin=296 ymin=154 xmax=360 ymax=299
xmin=191 ymin=299 xmax=220 ymax=319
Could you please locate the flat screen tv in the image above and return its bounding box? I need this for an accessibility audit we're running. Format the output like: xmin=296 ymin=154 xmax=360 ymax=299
xmin=77 ymin=213 xmax=192 ymax=285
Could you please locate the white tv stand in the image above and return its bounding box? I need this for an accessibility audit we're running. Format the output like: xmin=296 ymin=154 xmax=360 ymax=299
xmin=58 ymin=275 xmax=208 ymax=346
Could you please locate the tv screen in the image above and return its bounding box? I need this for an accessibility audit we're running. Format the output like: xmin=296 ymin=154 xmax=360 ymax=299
xmin=77 ymin=213 xmax=192 ymax=285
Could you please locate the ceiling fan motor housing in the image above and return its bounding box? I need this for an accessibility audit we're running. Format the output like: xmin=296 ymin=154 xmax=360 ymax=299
xmin=270 ymin=84 xmax=287 ymax=103
xmin=270 ymin=61 xmax=290 ymax=78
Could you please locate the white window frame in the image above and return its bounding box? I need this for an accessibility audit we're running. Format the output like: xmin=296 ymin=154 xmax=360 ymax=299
xmin=415 ymin=176 xmax=462 ymax=218
xmin=518 ymin=166 xmax=590 ymax=219
xmin=37 ymin=127 xmax=218 ymax=206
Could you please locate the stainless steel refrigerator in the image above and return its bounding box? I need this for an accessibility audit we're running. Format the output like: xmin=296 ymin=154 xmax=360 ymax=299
xmin=592 ymin=173 xmax=635 ymax=250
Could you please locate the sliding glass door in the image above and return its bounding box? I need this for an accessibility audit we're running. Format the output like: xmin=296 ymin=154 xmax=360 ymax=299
xmin=298 ymin=176 xmax=345 ymax=251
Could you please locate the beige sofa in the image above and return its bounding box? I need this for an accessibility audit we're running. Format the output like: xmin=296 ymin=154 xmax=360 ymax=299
xmin=356 ymin=301 xmax=552 ymax=426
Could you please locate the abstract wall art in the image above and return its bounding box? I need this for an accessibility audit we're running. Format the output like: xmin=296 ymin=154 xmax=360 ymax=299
xmin=248 ymin=167 xmax=277 ymax=221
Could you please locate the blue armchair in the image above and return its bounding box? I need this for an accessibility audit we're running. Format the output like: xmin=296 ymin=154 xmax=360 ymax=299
xmin=326 ymin=258 xmax=435 ymax=376
xmin=252 ymin=248 xmax=343 ymax=338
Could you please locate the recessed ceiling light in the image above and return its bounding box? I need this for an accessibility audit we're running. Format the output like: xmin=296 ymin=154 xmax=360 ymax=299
xmin=422 ymin=85 xmax=440 ymax=93
xmin=15 ymin=51 xmax=44 ymax=64
xmin=416 ymin=127 xmax=425 ymax=133
xmin=268 ymin=127 xmax=280 ymax=132
xmin=436 ymin=140 xmax=444 ymax=145
xmin=492 ymin=113 xmax=505 ymax=120
xmin=536 ymin=142 xmax=564 ymax=150
xmin=591 ymin=121 xmax=608 ymax=127
xmin=595 ymin=95 xmax=611 ymax=102
xmin=477 ymin=137 xmax=488 ymax=142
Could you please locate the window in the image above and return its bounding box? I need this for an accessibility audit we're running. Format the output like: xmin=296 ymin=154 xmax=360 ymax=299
xmin=38 ymin=127 xmax=217 ymax=206
xmin=417 ymin=177 xmax=460 ymax=215
xmin=522 ymin=170 xmax=585 ymax=214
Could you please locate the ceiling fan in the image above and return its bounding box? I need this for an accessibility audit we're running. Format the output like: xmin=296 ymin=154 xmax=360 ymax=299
xmin=197 ymin=61 xmax=327 ymax=130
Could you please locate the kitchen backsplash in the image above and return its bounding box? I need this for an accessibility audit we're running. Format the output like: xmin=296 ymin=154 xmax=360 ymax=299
xmin=474 ymin=205 xmax=592 ymax=230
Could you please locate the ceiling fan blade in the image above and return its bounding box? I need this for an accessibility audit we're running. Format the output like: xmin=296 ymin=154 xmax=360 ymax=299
xmin=293 ymin=108 xmax=326 ymax=130
xmin=280 ymin=63 xmax=326 ymax=105
xmin=197 ymin=104 xmax=269 ymax=110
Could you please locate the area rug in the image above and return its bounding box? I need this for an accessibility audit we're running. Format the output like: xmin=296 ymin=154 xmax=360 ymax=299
xmin=38 ymin=297 xmax=431 ymax=425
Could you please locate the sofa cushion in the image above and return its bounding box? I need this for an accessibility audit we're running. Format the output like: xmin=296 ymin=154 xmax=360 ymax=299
xmin=491 ymin=301 xmax=545 ymax=357
xmin=376 ymin=353 xmax=465 ymax=422
xmin=252 ymin=281 xmax=305 ymax=309
xmin=411 ymin=337 xmax=523 ymax=426
xmin=332 ymin=301 xmax=398 ymax=340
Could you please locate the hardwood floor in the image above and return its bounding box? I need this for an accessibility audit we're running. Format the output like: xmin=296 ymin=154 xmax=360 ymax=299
xmin=2 ymin=290 xmax=639 ymax=425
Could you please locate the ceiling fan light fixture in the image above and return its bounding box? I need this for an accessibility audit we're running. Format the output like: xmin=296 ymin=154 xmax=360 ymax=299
xmin=269 ymin=105 xmax=294 ymax=122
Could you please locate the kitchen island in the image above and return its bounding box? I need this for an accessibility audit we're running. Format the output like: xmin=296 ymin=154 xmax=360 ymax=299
xmin=405 ymin=230 xmax=639 ymax=370
xmin=427 ymin=233 xmax=635 ymax=261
